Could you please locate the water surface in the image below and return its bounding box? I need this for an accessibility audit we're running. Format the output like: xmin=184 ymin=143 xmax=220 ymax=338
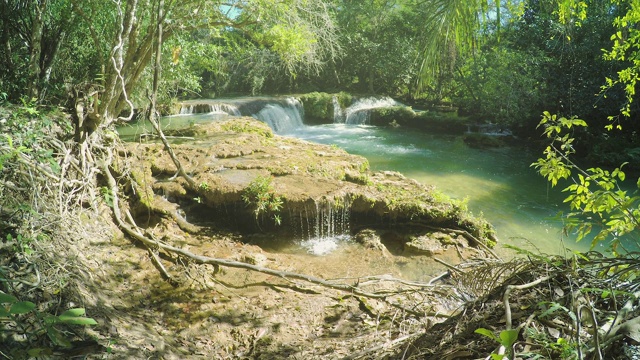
xmin=288 ymin=124 xmax=593 ymax=255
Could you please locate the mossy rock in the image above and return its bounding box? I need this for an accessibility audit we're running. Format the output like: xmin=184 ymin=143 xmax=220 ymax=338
xmin=299 ymin=92 xmax=334 ymax=124
xmin=463 ymin=133 xmax=505 ymax=149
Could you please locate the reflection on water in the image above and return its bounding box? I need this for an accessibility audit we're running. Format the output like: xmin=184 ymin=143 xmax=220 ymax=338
xmin=288 ymin=124 xmax=594 ymax=255
xmin=126 ymin=114 xmax=624 ymax=256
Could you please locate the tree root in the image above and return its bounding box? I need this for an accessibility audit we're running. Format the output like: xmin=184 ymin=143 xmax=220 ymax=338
xmin=100 ymin=161 xmax=448 ymax=307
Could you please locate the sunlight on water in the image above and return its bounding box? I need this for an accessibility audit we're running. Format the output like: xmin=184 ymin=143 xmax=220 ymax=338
xmin=288 ymin=124 xmax=593 ymax=255
xmin=126 ymin=113 xmax=609 ymax=256
xmin=299 ymin=235 xmax=351 ymax=256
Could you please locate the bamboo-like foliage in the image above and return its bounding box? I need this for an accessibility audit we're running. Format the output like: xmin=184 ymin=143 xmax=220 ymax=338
xmin=414 ymin=0 xmax=495 ymax=96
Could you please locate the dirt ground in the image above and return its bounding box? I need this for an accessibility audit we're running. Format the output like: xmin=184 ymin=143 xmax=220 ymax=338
xmin=68 ymin=209 xmax=472 ymax=360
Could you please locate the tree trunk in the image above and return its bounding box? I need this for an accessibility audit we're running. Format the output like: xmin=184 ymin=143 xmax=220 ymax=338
xmin=0 ymin=0 xmax=13 ymax=76
xmin=27 ymin=0 xmax=48 ymax=100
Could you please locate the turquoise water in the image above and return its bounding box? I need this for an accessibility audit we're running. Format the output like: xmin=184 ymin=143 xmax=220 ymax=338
xmin=121 ymin=113 xmax=622 ymax=255
xmin=287 ymin=124 xmax=595 ymax=255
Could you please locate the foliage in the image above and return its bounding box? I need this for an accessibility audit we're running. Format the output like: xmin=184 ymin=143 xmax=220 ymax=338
xmin=601 ymin=0 xmax=640 ymax=122
xmin=0 ymin=290 xmax=97 ymax=356
xmin=242 ymin=176 xmax=284 ymax=226
xmin=299 ymin=92 xmax=334 ymax=122
xmin=532 ymin=111 xmax=640 ymax=252
xmin=475 ymin=327 xmax=519 ymax=359
xmin=454 ymin=45 xmax=551 ymax=129
xmin=329 ymin=1 xmax=421 ymax=96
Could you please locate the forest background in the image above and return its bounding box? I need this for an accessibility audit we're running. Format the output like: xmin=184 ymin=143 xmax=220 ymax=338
xmin=1 ymin=0 xmax=640 ymax=357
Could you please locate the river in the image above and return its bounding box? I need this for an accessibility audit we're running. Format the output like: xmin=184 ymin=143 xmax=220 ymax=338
xmin=118 ymin=98 xmax=615 ymax=256
xmin=285 ymin=123 xmax=593 ymax=256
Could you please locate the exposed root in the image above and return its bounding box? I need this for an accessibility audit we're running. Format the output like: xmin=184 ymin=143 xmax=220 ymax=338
xmin=397 ymin=254 xmax=640 ymax=359
xmin=100 ymin=160 xmax=455 ymax=313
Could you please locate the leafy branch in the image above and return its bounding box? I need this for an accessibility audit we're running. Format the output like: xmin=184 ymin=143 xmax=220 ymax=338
xmin=532 ymin=112 xmax=640 ymax=252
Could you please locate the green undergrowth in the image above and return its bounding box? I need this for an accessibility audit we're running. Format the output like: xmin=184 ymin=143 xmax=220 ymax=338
xmin=220 ymin=119 xmax=274 ymax=138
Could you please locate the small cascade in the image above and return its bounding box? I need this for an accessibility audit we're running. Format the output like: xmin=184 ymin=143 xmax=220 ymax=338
xmin=179 ymin=103 xmax=240 ymax=116
xmin=252 ymin=97 xmax=304 ymax=133
xmin=332 ymin=96 xmax=345 ymax=123
xmin=210 ymin=103 xmax=241 ymax=116
xmin=293 ymin=197 xmax=352 ymax=256
xmin=180 ymin=105 xmax=195 ymax=115
xmin=342 ymin=97 xmax=400 ymax=125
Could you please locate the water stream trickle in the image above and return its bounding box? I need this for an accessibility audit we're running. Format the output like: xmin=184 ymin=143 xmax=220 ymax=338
xmin=332 ymin=96 xmax=344 ymax=123
xmin=341 ymin=97 xmax=400 ymax=125
xmin=291 ymin=197 xmax=352 ymax=256
xmin=252 ymin=97 xmax=304 ymax=133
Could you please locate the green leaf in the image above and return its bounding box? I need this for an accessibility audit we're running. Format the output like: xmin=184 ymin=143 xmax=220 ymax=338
xmin=475 ymin=328 xmax=500 ymax=342
xmin=28 ymin=348 xmax=53 ymax=357
xmin=0 ymin=306 xmax=9 ymax=317
xmin=59 ymin=308 xmax=97 ymax=325
xmin=46 ymin=326 xmax=72 ymax=348
xmin=59 ymin=308 xmax=86 ymax=317
xmin=10 ymin=301 xmax=36 ymax=314
xmin=59 ymin=316 xmax=98 ymax=325
xmin=0 ymin=292 xmax=18 ymax=304
xmin=499 ymin=329 xmax=519 ymax=347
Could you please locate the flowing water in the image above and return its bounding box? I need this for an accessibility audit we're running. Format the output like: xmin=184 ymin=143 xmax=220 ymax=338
xmin=287 ymin=124 xmax=594 ymax=255
xmin=119 ymin=96 xmax=620 ymax=257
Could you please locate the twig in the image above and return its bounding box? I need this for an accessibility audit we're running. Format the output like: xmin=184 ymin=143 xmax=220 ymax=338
xmin=504 ymin=275 xmax=551 ymax=330
xmin=100 ymin=162 xmax=406 ymax=300
xmin=340 ymin=331 xmax=424 ymax=360
xmin=434 ymin=257 xmax=464 ymax=274
xmin=124 ymin=209 xmax=175 ymax=285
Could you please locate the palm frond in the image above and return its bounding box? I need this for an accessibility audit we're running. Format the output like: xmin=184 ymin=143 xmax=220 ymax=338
xmin=415 ymin=0 xmax=501 ymax=96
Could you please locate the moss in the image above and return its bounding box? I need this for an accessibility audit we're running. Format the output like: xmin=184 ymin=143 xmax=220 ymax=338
xmin=369 ymin=106 xmax=416 ymax=126
xmin=463 ymin=133 xmax=505 ymax=149
xmin=299 ymin=92 xmax=334 ymax=123
xmin=344 ymin=172 xmax=370 ymax=185
xmin=220 ymin=119 xmax=273 ymax=138
xmin=335 ymin=92 xmax=353 ymax=109
xmin=128 ymin=167 xmax=155 ymax=209
xmin=358 ymin=159 xmax=370 ymax=174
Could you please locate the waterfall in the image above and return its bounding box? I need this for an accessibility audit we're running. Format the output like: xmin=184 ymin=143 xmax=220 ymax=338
xmin=297 ymin=197 xmax=352 ymax=256
xmin=210 ymin=103 xmax=241 ymax=116
xmin=332 ymin=96 xmax=344 ymax=123
xmin=179 ymin=105 xmax=195 ymax=115
xmin=341 ymin=97 xmax=400 ymax=125
xmin=179 ymin=103 xmax=240 ymax=116
xmin=252 ymin=97 xmax=304 ymax=133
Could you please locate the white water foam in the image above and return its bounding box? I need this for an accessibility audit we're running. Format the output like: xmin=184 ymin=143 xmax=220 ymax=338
xmin=300 ymin=234 xmax=350 ymax=256
xmin=252 ymin=97 xmax=304 ymax=133
xmin=179 ymin=103 xmax=240 ymax=116
xmin=342 ymin=97 xmax=400 ymax=125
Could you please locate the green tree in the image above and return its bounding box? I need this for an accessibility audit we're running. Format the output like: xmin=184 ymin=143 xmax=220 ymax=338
xmin=532 ymin=0 xmax=640 ymax=252
xmin=413 ymin=0 xmax=505 ymax=100
xmin=330 ymin=0 xmax=420 ymax=96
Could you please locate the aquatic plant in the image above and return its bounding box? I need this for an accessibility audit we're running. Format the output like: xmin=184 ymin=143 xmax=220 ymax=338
xmin=242 ymin=175 xmax=283 ymax=226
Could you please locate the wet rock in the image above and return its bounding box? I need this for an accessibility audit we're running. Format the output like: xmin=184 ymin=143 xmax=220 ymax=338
xmin=403 ymin=231 xmax=459 ymax=256
xmin=240 ymin=253 xmax=268 ymax=266
xmin=354 ymin=229 xmax=387 ymax=252
xmin=123 ymin=118 xmax=495 ymax=248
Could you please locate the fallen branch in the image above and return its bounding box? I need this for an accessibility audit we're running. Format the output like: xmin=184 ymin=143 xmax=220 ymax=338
xmin=504 ymin=275 xmax=551 ymax=330
xmin=100 ymin=161 xmax=433 ymax=301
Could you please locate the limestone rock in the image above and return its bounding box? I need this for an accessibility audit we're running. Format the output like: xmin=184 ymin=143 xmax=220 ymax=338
xmin=403 ymin=231 xmax=460 ymax=256
xmin=354 ymin=229 xmax=388 ymax=252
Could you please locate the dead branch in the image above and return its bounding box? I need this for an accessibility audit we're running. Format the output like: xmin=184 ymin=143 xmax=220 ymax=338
xmin=100 ymin=161 xmax=437 ymax=301
xmin=504 ymin=275 xmax=551 ymax=330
